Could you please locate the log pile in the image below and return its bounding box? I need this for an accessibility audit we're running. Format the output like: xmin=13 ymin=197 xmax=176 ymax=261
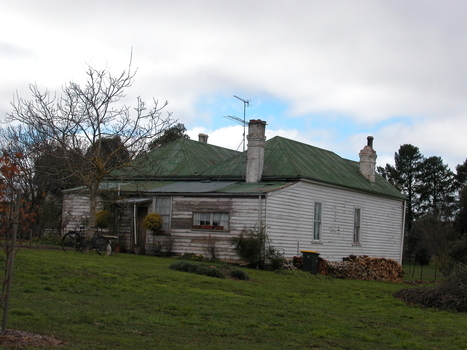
xmin=320 ymin=255 xmax=404 ymax=282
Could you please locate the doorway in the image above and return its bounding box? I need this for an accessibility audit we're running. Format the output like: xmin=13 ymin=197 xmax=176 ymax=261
xmin=134 ymin=206 xmax=148 ymax=254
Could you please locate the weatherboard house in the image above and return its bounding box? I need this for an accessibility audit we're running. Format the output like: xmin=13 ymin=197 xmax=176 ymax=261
xmin=62 ymin=120 xmax=406 ymax=262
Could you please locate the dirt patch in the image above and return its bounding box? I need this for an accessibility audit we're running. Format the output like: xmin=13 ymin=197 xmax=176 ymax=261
xmin=0 ymin=329 xmax=65 ymax=349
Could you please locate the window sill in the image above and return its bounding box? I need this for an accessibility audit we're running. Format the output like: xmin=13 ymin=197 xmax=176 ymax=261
xmin=192 ymin=226 xmax=228 ymax=232
xmin=352 ymin=243 xmax=361 ymax=246
xmin=311 ymin=241 xmax=323 ymax=244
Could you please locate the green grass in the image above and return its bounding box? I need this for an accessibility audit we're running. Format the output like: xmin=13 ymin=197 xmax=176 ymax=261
xmin=4 ymin=250 xmax=467 ymax=349
xmin=402 ymin=262 xmax=446 ymax=282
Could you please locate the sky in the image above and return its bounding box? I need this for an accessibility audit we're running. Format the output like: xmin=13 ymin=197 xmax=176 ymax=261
xmin=1 ymin=0 xmax=467 ymax=171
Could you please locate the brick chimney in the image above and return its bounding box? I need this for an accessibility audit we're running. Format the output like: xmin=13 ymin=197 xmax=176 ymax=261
xmin=359 ymin=136 xmax=377 ymax=182
xmin=198 ymin=133 xmax=208 ymax=143
xmin=245 ymin=120 xmax=267 ymax=183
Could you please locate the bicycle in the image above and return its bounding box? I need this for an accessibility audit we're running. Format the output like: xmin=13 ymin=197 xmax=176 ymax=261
xmin=61 ymin=227 xmax=113 ymax=255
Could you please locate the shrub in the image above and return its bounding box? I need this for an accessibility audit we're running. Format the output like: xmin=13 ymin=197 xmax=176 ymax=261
xmin=196 ymin=265 xmax=225 ymax=278
xmin=228 ymin=268 xmax=250 ymax=280
xmin=180 ymin=253 xmax=205 ymax=261
xmin=438 ymin=237 xmax=467 ymax=276
xmin=142 ymin=213 xmax=163 ymax=233
xmin=95 ymin=210 xmax=114 ymax=229
xmin=231 ymin=226 xmax=284 ymax=270
xmin=169 ymin=261 xmax=225 ymax=279
xmin=169 ymin=261 xmax=199 ymax=274
xmin=394 ymin=264 xmax=467 ymax=312
xmin=169 ymin=261 xmax=249 ymax=280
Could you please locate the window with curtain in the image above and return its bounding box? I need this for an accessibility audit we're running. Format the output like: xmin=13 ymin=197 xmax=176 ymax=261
xmin=313 ymin=202 xmax=322 ymax=241
xmin=353 ymin=208 xmax=361 ymax=244
xmin=193 ymin=212 xmax=229 ymax=230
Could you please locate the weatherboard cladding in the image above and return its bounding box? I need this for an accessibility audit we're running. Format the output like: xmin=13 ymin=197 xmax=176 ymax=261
xmin=265 ymin=181 xmax=404 ymax=261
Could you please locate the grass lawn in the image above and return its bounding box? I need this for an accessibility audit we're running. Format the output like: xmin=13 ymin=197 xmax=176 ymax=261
xmin=4 ymin=249 xmax=467 ymax=349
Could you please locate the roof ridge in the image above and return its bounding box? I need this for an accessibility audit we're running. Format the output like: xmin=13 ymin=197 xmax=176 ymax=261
xmin=272 ymin=137 xmax=302 ymax=176
xmin=179 ymin=138 xmax=197 ymax=174
xmin=268 ymin=135 xmax=342 ymax=158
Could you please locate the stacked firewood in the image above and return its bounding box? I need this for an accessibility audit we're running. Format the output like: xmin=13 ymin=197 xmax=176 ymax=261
xmin=320 ymin=255 xmax=404 ymax=282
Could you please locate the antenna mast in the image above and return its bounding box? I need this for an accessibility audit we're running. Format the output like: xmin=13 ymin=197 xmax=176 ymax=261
xmin=233 ymin=95 xmax=251 ymax=152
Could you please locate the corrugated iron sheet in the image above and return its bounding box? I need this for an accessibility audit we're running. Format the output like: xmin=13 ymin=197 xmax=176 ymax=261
xmin=203 ymin=136 xmax=404 ymax=199
xmin=113 ymin=138 xmax=239 ymax=177
xmin=108 ymin=135 xmax=404 ymax=200
xmin=104 ymin=180 xmax=293 ymax=194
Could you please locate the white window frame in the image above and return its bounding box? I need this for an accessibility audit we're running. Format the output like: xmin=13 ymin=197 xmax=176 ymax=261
xmin=153 ymin=197 xmax=171 ymax=234
xmin=353 ymin=208 xmax=361 ymax=244
xmin=193 ymin=212 xmax=229 ymax=230
xmin=313 ymin=202 xmax=322 ymax=241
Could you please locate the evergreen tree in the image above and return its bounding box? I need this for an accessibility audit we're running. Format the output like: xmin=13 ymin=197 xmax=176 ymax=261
xmin=377 ymin=144 xmax=424 ymax=230
xmin=455 ymin=158 xmax=467 ymax=189
xmin=148 ymin=123 xmax=189 ymax=150
xmin=416 ymin=156 xmax=456 ymax=220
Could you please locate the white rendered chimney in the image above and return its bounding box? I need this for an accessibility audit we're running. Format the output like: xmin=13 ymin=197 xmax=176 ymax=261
xmin=359 ymin=136 xmax=377 ymax=182
xmin=246 ymin=119 xmax=267 ymax=183
xmin=198 ymin=133 xmax=208 ymax=143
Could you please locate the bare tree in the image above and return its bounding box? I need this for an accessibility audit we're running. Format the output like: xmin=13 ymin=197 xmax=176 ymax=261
xmin=5 ymin=60 xmax=174 ymax=234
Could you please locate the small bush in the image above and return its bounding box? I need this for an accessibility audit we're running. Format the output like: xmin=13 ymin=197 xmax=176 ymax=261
xmin=229 ymin=268 xmax=250 ymax=280
xmin=169 ymin=261 xmax=225 ymax=279
xmin=231 ymin=226 xmax=283 ymax=270
xmin=394 ymin=264 xmax=467 ymax=312
xmin=180 ymin=253 xmax=205 ymax=261
xmin=196 ymin=265 xmax=225 ymax=278
xmin=169 ymin=261 xmax=249 ymax=280
xmin=438 ymin=237 xmax=467 ymax=276
xmin=169 ymin=261 xmax=198 ymax=273
xmin=142 ymin=213 xmax=163 ymax=233
xmin=95 ymin=210 xmax=114 ymax=229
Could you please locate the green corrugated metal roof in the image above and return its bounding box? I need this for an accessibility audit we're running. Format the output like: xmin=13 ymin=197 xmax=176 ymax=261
xmin=110 ymin=135 xmax=404 ymax=200
xmin=202 ymin=136 xmax=404 ymax=199
xmin=103 ymin=180 xmax=293 ymax=194
xmin=112 ymin=138 xmax=239 ymax=177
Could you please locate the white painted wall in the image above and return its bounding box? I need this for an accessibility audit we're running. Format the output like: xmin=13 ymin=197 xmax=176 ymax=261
xmin=169 ymin=195 xmax=265 ymax=261
xmin=265 ymin=181 xmax=405 ymax=263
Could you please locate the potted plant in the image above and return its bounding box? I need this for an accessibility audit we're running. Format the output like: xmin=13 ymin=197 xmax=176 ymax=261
xmin=142 ymin=213 xmax=164 ymax=235
xmin=95 ymin=210 xmax=114 ymax=231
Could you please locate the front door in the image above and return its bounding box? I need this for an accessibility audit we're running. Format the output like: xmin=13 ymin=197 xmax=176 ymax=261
xmin=135 ymin=206 xmax=148 ymax=254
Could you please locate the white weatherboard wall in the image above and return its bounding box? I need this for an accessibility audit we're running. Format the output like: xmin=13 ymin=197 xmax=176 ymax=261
xmin=62 ymin=194 xmax=91 ymax=233
xmin=62 ymin=193 xmax=105 ymax=233
xmin=265 ymin=181 xmax=405 ymax=263
xmin=170 ymin=195 xmax=266 ymax=261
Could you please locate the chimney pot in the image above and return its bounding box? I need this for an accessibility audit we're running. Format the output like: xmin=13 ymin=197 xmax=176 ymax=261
xmin=198 ymin=133 xmax=208 ymax=143
xmin=359 ymin=137 xmax=377 ymax=182
xmin=245 ymin=119 xmax=267 ymax=183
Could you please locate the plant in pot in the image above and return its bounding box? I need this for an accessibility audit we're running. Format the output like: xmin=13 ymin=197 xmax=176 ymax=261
xmin=142 ymin=213 xmax=164 ymax=256
xmin=142 ymin=213 xmax=164 ymax=235
xmin=95 ymin=210 xmax=114 ymax=231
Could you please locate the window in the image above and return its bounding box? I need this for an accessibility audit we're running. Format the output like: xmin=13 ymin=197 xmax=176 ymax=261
xmin=353 ymin=208 xmax=361 ymax=244
xmin=313 ymin=202 xmax=322 ymax=241
xmin=193 ymin=212 xmax=229 ymax=230
xmin=154 ymin=197 xmax=171 ymax=233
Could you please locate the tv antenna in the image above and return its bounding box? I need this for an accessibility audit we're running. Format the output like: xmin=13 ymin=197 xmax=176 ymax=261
xmin=223 ymin=95 xmax=251 ymax=152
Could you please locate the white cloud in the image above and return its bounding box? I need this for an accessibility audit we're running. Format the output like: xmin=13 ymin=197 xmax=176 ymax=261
xmin=2 ymin=0 xmax=467 ymax=171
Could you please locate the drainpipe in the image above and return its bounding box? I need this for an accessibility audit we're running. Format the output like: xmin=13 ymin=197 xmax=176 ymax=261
xmin=133 ymin=204 xmax=137 ymax=247
xmin=400 ymin=201 xmax=407 ymax=264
